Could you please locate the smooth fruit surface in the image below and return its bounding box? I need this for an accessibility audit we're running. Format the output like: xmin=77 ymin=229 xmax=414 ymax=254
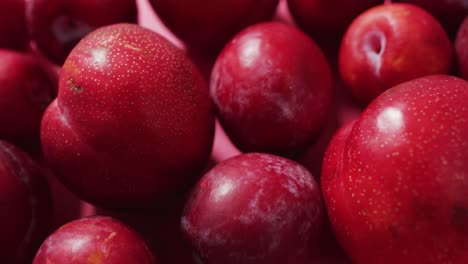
xmin=323 ymin=75 xmax=468 ymax=263
xmin=182 ymin=153 xmax=322 ymax=263
xmin=33 ymin=216 xmax=156 ymax=263
xmin=41 ymin=24 xmax=214 ymax=209
xmin=339 ymin=3 xmax=452 ymax=103
xmin=211 ymin=22 xmax=333 ymax=157
xmin=0 ymin=50 xmax=55 ymax=150
xmin=0 ymin=0 xmax=29 ymax=50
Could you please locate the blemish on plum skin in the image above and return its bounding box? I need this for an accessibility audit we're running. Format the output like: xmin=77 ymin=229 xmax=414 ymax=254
xmin=67 ymin=78 xmax=83 ymax=93
xmin=87 ymin=249 xmax=103 ymax=264
xmin=104 ymin=232 xmax=117 ymax=243
xmin=123 ymin=43 xmax=141 ymax=52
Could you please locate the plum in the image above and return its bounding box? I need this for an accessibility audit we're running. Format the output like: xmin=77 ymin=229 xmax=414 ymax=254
xmin=339 ymin=3 xmax=453 ymax=103
xmin=41 ymin=23 xmax=214 ymax=209
xmin=181 ymin=153 xmax=323 ymax=263
xmin=456 ymin=17 xmax=468 ymax=80
xmin=211 ymin=22 xmax=333 ymax=157
xmin=322 ymin=75 xmax=468 ymax=263
xmin=287 ymin=0 xmax=380 ymax=46
xmin=33 ymin=216 xmax=156 ymax=263
xmin=0 ymin=140 xmax=52 ymax=264
xmin=0 ymin=0 xmax=29 ymax=50
xmin=395 ymin=0 xmax=468 ymax=37
xmin=0 ymin=49 xmax=56 ymax=151
xmin=148 ymin=0 xmax=279 ymax=56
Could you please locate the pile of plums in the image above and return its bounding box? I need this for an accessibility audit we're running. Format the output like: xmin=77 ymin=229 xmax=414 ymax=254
xmin=0 ymin=0 xmax=466 ymax=263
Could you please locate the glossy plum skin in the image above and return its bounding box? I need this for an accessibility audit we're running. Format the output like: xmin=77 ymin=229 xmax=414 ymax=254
xmin=211 ymin=22 xmax=333 ymax=157
xmin=0 ymin=0 xmax=29 ymax=50
xmin=0 ymin=50 xmax=55 ymax=150
xmin=456 ymin=17 xmax=468 ymax=80
xmin=0 ymin=141 xmax=52 ymax=264
xmin=148 ymin=0 xmax=279 ymax=55
xmin=27 ymin=0 xmax=138 ymax=64
xmin=287 ymin=0 xmax=380 ymax=45
xmin=33 ymin=216 xmax=156 ymax=264
xmin=395 ymin=0 xmax=468 ymax=37
xmin=322 ymin=75 xmax=468 ymax=264
xmin=41 ymin=24 xmax=215 ymax=209
xmin=339 ymin=3 xmax=452 ymax=103
xmin=181 ymin=153 xmax=323 ymax=264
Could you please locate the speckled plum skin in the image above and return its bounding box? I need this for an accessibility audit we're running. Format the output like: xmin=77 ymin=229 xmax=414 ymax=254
xmin=0 ymin=141 xmax=52 ymax=264
xmin=287 ymin=0 xmax=380 ymax=44
xmin=181 ymin=153 xmax=323 ymax=264
xmin=456 ymin=17 xmax=468 ymax=80
xmin=211 ymin=22 xmax=333 ymax=157
xmin=148 ymin=0 xmax=279 ymax=55
xmin=0 ymin=0 xmax=29 ymax=50
xmin=41 ymin=24 xmax=215 ymax=209
xmin=0 ymin=50 xmax=56 ymax=150
xmin=322 ymin=75 xmax=468 ymax=264
xmin=33 ymin=216 xmax=156 ymax=264
xmin=27 ymin=0 xmax=138 ymax=64
xmin=395 ymin=0 xmax=468 ymax=37
xmin=339 ymin=3 xmax=453 ymax=103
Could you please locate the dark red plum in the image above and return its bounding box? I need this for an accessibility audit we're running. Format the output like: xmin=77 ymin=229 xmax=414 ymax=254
xmin=322 ymin=75 xmax=468 ymax=263
xmin=148 ymin=0 xmax=279 ymax=56
xmin=41 ymin=24 xmax=215 ymax=209
xmin=0 ymin=49 xmax=56 ymax=150
xmin=0 ymin=0 xmax=29 ymax=50
xmin=0 ymin=141 xmax=52 ymax=264
xmin=339 ymin=3 xmax=453 ymax=103
xmin=182 ymin=153 xmax=323 ymax=264
xmin=456 ymin=17 xmax=468 ymax=80
xmin=211 ymin=22 xmax=333 ymax=157
xmin=33 ymin=216 xmax=156 ymax=263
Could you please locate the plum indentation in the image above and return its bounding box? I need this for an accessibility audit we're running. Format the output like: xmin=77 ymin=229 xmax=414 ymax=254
xmin=363 ymin=31 xmax=386 ymax=76
xmin=52 ymin=15 xmax=92 ymax=52
xmin=370 ymin=35 xmax=383 ymax=54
